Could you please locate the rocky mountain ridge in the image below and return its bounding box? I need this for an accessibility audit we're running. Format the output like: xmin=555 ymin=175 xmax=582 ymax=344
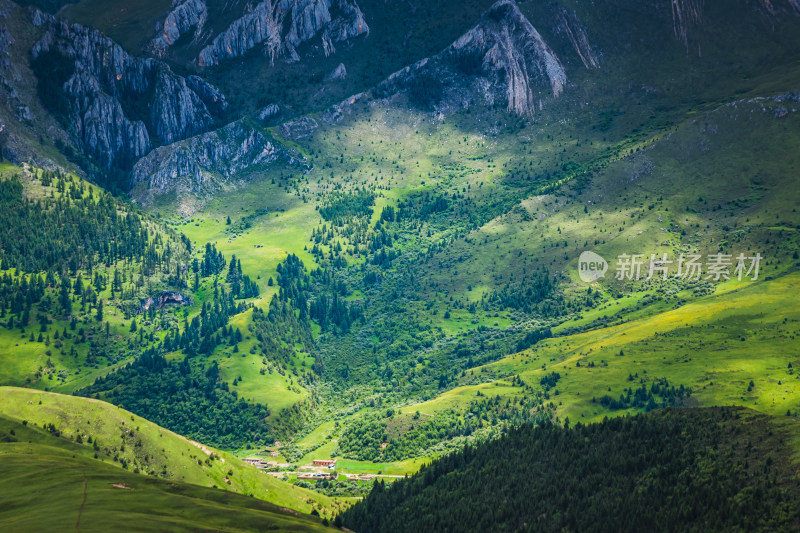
xmin=30 ymin=9 xmax=226 ymax=172
xmin=131 ymin=0 xmax=580 ymax=202
xmin=341 ymin=0 xmax=572 ymax=119
xmin=4 ymin=0 xmax=800 ymax=199
xmin=196 ymin=0 xmax=369 ymax=68
xmin=149 ymin=0 xmax=207 ymax=57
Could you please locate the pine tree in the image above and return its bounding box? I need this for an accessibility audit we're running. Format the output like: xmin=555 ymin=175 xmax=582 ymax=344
xmin=59 ymin=277 xmax=71 ymax=316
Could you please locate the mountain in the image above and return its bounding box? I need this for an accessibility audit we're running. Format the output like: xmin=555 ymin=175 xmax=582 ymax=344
xmin=0 ymin=1 xmax=231 ymax=187
xmin=1 ymin=0 xmax=800 ymax=529
xmin=369 ymin=0 xmax=568 ymax=117
xmin=148 ymin=0 xmax=207 ymax=57
xmin=128 ymin=0 xmax=579 ymax=201
xmin=30 ymin=10 xmax=224 ymax=173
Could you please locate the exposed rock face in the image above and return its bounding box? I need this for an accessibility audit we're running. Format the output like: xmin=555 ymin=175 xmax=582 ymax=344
xmin=142 ymin=291 xmax=192 ymax=311
xmin=0 ymin=23 xmax=11 ymax=53
xmin=280 ymin=116 xmax=319 ymax=139
xmin=30 ymin=11 xmax=221 ymax=170
xmin=62 ymin=72 xmax=150 ymax=168
xmin=149 ymin=0 xmax=207 ymax=56
xmin=553 ymin=6 xmax=600 ymax=69
xmin=320 ymin=92 xmax=366 ymax=124
xmin=0 ymin=23 xmax=32 ymax=123
xmin=196 ymin=0 xmax=369 ymax=67
xmin=325 ymin=62 xmax=347 ymax=81
xmin=0 ymin=2 xmax=74 ymax=168
xmin=186 ymin=75 xmax=228 ymax=114
xmin=130 ymin=120 xmax=301 ymax=199
xmin=320 ymin=0 xmax=367 ymax=54
xmin=371 ymin=0 xmax=567 ymax=118
xmin=257 ymin=103 xmax=280 ymax=120
xmin=670 ymin=0 xmax=704 ymax=50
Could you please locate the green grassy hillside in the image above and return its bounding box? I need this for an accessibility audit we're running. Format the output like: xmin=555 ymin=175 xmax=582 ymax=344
xmin=0 ymin=387 xmax=344 ymax=518
xmin=0 ymin=166 xmax=188 ymax=394
xmin=0 ymin=165 xmax=310 ymax=449
xmin=5 ymin=0 xmax=800 ymax=493
xmin=123 ymin=77 xmax=800 ymax=474
xmin=0 ymin=415 xmax=331 ymax=532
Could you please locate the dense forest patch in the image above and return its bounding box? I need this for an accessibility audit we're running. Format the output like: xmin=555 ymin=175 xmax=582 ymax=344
xmin=341 ymin=407 xmax=800 ymax=533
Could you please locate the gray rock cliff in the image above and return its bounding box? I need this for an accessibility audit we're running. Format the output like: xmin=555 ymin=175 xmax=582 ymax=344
xmin=370 ymin=0 xmax=568 ymax=118
xmin=130 ymin=120 xmax=302 ymax=200
xmin=197 ymin=0 xmax=368 ymax=67
xmin=149 ymin=0 xmax=207 ymax=56
xmin=31 ymin=10 xmax=222 ymax=170
xmin=325 ymin=62 xmax=347 ymax=81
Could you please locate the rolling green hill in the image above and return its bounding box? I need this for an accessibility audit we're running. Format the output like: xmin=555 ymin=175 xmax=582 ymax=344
xmin=0 ymin=387 xmax=345 ymax=518
xmin=0 ymin=415 xmax=331 ymax=532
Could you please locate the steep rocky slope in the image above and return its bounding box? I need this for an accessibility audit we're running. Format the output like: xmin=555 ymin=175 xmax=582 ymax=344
xmin=0 ymin=0 xmax=76 ymax=167
xmin=670 ymin=0 xmax=800 ymax=50
xmin=128 ymin=0 xmax=575 ymax=200
xmin=348 ymin=0 xmax=571 ymax=118
xmin=196 ymin=0 xmax=369 ymax=67
xmin=30 ymin=9 xmax=225 ymax=172
xmin=130 ymin=120 xmax=304 ymax=204
xmin=149 ymin=0 xmax=207 ymax=57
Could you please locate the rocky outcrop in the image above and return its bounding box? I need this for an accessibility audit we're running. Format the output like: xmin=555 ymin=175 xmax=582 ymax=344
xmin=196 ymin=0 xmax=369 ymax=68
xmin=280 ymin=116 xmax=318 ymax=139
xmin=30 ymin=11 xmax=222 ymax=171
xmin=149 ymin=0 xmax=207 ymax=56
xmin=0 ymin=23 xmax=11 ymax=53
xmin=186 ymin=75 xmax=228 ymax=114
xmin=320 ymin=0 xmax=367 ymax=55
xmin=62 ymin=71 xmax=150 ymax=168
xmin=0 ymin=23 xmax=32 ymax=123
xmin=142 ymin=291 xmax=192 ymax=311
xmin=369 ymin=0 xmax=567 ymax=118
xmin=0 ymin=3 xmax=71 ymax=168
xmin=320 ymin=92 xmax=366 ymax=124
xmin=130 ymin=120 xmax=302 ymax=198
xmin=325 ymin=62 xmax=347 ymax=81
xmin=257 ymin=103 xmax=280 ymax=120
xmin=554 ymin=7 xmax=599 ymax=69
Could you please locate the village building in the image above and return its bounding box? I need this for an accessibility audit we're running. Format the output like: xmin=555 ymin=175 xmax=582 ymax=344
xmin=243 ymin=457 xmax=265 ymax=467
xmin=297 ymin=472 xmax=333 ymax=480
